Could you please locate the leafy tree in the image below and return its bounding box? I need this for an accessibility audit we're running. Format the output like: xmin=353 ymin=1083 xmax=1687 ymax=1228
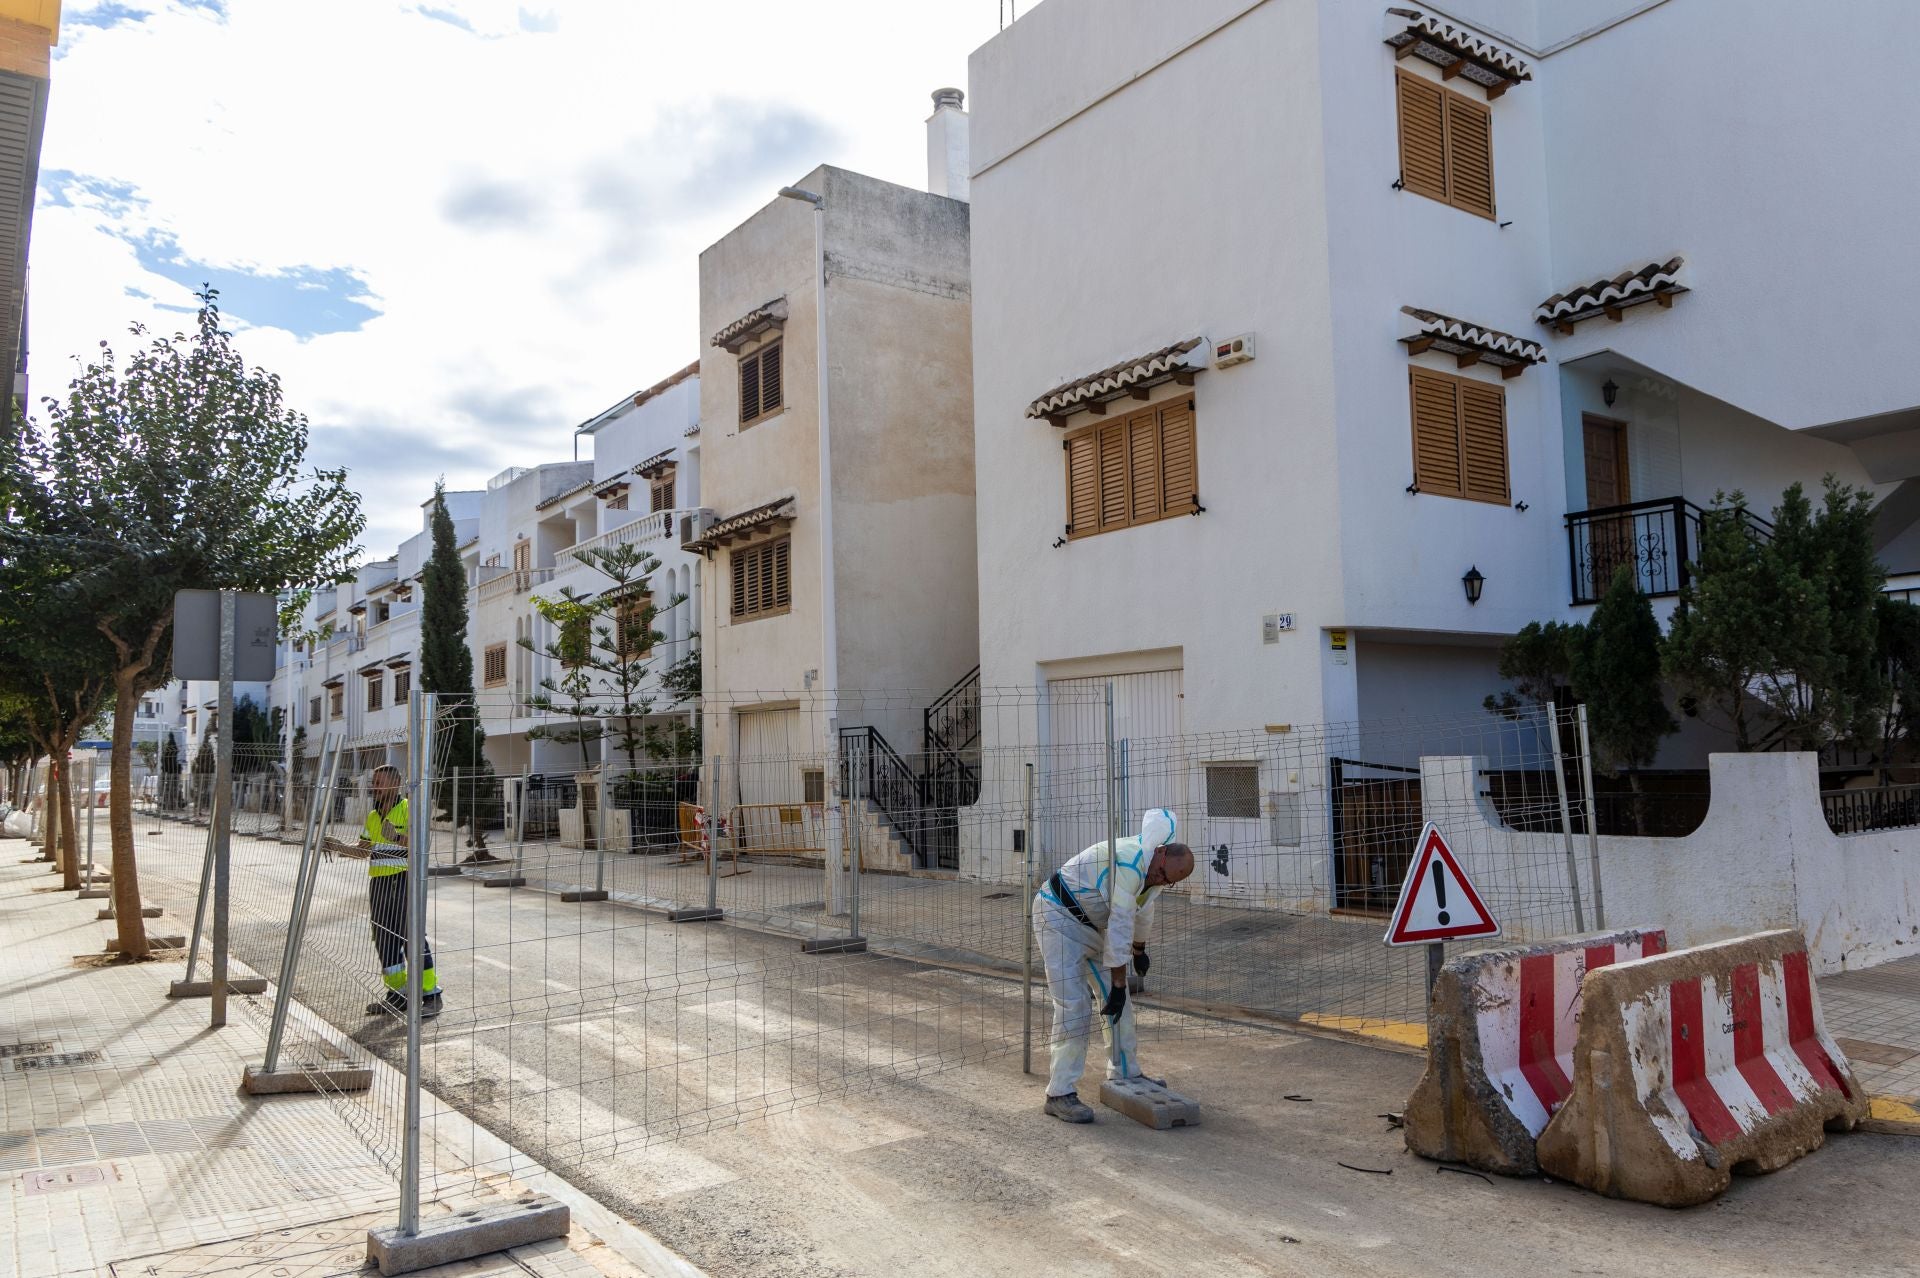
xmin=646 ymin=631 xmax=702 ymax=761
xmin=231 ymin=695 xmax=274 ymax=772
xmin=22 ymin=291 xmax=364 ymax=955
xmin=522 ymin=593 xmax=606 ymax=771
xmin=420 ymin=484 xmax=501 ymax=857
xmin=1570 ymin=566 xmax=1677 ymax=833
xmin=1868 ymin=595 xmax=1920 ymax=779
xmin=1484 ymin=621 xmax=1583 ymax=719
xmin=1662 ymin=491 xmax=1776 ymax=750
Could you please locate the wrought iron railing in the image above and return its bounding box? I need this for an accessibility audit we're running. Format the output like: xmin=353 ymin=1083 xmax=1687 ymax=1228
xmin=1565 ymin=496 xmax=1772 ymax=606
xmin=1822 ymin=783 xmax=1920 ymax=835
xmin=839 ymin=725 xmax=926 ymax=864
xmin=920 ymin=667 xmax=980 ymax=871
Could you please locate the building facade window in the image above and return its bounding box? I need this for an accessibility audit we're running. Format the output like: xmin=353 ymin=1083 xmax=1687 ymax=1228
xmin=309 ymin=696 xmax=322 ymax=723
xmin=616 ymin=594 xmax=653 ymax=658
xmin=329 ymin=687 xmax=344 ymax=718
xmin=1064 ymin=397 xmax=1197 ymax=540
xmin=392 ymin=669 xmax=411 ymax=702
xmin=738 ymin=339 xmax=784 ymax=427
xmin=650 ymin=471 xmax=675 ymax=513
xmin=483 ymin=643 xmax=509 ymax=686
xmin=730 ymin=536 xmax=791 ymax=621
xmin=512 ymin=540 xmax=532 ymax=588
xmin=1408 ymin=366 xmax=1509 ymax=503
xmin=607 ymin=491 xmax=629 ymax=511
xmin=1395 ymin=69 xmax=1495 ymax=219
xmin=802 ymin=769 xmax=826 ymax=804
xmin=365 ymin=674 xmax=384 ymax=711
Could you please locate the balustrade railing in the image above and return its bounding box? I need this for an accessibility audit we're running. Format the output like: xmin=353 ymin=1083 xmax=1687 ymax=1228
xmin=1565 ymin=496 xmax=1772 ymax=606
xmin=564 ymin=509 xmax=695 ymax=569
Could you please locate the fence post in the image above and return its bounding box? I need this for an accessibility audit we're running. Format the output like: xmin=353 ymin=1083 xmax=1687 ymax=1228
xmin=1022 ymin=761 xmax=1035 ymax=1076
xmin=175 ymin=816 xmax=217 ymax=988
xmin=450 ymin=764 xmax=460 ymax=867
xmin=399 ymin=689 xmax=436 ymax=1238
xmin=210 ymin=589 xmax=236 ymax=1029
xmin=83 ymin=753 xmax=98 ymax=893
xmin=1546 ymin=704 xmax=1586 ymax=933
xmin=1105 ymin=683 xmax=1117 ymax=884
xmin=1575 ymin=704 xmax=1606 ymax=929
xmin=848 ymin=745 xmax=863 ymax=945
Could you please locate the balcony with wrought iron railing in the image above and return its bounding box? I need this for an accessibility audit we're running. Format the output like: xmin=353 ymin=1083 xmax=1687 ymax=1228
xmin=563 ymin=508 xmax=698 ymax=570
xmin=1565 ymin=497 xmax=1773 ymax=606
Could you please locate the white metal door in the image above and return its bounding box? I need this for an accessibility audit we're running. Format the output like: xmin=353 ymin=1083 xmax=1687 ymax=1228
xmin=735 ymin=708 xmax=803 ymax=806
xmin=1043 ymin=670 xmax=1185 ymax=872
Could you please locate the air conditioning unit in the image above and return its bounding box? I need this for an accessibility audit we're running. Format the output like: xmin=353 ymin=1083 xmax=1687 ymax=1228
xmin=679 ymin=509 xmax=715 ymax=549
xmin=1212 ymin=332 xmax=1255 ymax=368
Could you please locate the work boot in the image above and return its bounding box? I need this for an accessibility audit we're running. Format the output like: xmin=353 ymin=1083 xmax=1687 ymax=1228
xmin=421 ymin=992 xmax=444 ymax=1021
xmin=365 ymin=989 xmax=408 ymax=1017
xmin=1044 ymin=1092 xmax=1095 ymax=1123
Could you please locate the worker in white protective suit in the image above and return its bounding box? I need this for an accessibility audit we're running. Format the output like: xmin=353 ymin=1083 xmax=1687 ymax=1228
xmin=1034 ymin=808 xmax=1195 ymax=1122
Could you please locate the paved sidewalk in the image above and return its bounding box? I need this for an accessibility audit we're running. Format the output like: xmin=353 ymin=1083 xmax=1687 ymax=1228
xmin=0 ymin=850 xmax=688 ymax=1278
xmin=1824 ymin=952 xmax=1920 ymax=1123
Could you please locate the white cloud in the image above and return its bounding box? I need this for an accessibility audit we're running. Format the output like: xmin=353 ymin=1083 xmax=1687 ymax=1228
xmin=31 ymin=0 xmax=999 ymax=552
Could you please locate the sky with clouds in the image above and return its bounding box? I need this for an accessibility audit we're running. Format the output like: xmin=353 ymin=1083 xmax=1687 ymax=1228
xmin=32 ymin=0 xmax=1004 ymax=552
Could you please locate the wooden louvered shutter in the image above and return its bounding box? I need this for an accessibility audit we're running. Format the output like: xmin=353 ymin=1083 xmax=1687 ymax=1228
xmin=731 ymin=546 xmax=751 ymax=617
xmin=1157 ymin=399 xmax=1196 ymax=517
xmin=739 ymin=351 xmax=762 ymax=424
xmin=770 ymin=537 xmax=790 ymax=608
xmin=1096 ymin=421 xmax=1128 ymax=531
xmin=1409 ymin=368 xmax=1464 ymax=497
xmin=760 ymin=342 xmax=783 ymax=416
xmin=1459 ymin=381 xmax=1509 ymax=502
xmin=1065 ymin=430 xmax=1098 ymax=538
xmin=1444 ymin=94 xmax=1494 ymax=218
xmin=1127 ymin=409 xmax=1161 ymax=523
xmin=1396 ymin=71 xmax=1447 ymax=203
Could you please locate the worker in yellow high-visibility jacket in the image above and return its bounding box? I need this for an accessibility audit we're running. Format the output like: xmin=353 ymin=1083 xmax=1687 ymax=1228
xmin=360 ymin=764 xmax=442 ymax=1020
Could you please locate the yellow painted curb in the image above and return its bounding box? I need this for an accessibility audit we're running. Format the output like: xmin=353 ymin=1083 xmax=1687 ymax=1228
xmin=1298 ymin=1013 xmax=1428 ymax=1050
xmin=1867 ymin=1095 xmax=1920 ymax=1131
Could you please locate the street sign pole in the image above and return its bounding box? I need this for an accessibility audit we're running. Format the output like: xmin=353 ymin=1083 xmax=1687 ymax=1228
xmin=211 ymin=589 xmax=235 ymax=1030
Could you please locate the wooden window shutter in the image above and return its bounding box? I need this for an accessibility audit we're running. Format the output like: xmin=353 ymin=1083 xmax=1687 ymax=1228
xmin=1409 ymin=368 xmax=1464 ymax=497
xmin=1065 ymin=431 xmax=1098 ymax=538
xmin=1459 ymin=380 xmax=1510 ymax=502
xmin=760 ymin=342 xmax=783 ymax=416
xmin=1157 ymin=399 xmax=1196 ymax=517
xmin=731 ymin=548 xmax=750 ymax=617
xmin=1126 ymin=409 xmax=1161 ymax=523
xmin=739 ymin=351 xmax=762 ymax=424
xmin=771 ymin=537 xmax=790 ymax=609
xmin=1096 ymin=421 xmax=1128 ymax=530
xmin=1395 ymin=71 xmax=1447 ymax=203
xmin=1444 ymin=94 xmax=1495 ymax=218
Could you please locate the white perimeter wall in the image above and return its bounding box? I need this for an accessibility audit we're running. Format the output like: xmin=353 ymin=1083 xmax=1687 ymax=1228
xmin=1424 ymin=751 xmax=1920 ymax=975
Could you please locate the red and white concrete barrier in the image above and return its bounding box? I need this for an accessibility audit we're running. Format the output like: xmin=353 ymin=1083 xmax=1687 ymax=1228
xmin=1404 ymin=927 xmax=1666 ymax=1174
xmin=1537 ymin=928 xmax=1868 ymax=1206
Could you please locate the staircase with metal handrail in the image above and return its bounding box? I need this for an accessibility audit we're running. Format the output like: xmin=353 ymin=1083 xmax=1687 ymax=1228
xmin=835 ymin=666 xmax=981 ymax=872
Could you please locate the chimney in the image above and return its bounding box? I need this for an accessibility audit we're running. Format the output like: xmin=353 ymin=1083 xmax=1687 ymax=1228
xmin=926 ymin=87 xmax=970 ymax=202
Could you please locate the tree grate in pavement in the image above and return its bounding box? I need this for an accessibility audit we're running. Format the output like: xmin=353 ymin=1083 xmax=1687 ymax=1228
xmin=12 ymin=1049 xmax=105 ymax=1071
xmin=0 ymin=1116 xmax=253 ymax=1169
xmin=0 ymin=1040 xmax=54 ymax=1058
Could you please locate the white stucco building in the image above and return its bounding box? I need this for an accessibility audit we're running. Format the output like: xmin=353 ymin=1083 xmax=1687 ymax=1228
xmin=961 ymin=0 xmax=1920 ymax=874
xmin=694 ymin=143 xmax=977 ymax=867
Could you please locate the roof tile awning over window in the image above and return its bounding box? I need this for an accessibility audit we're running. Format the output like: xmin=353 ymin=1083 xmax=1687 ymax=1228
xmin=635 ymin=449 xmax=677 ymax=480
xmin=347 ymin=601 xmax=367 ymax=615
xmin=359 ymin=660 xmax=384 ymax=676
xmin=1383 ymin=8 xmax=1530 ymax=97
xmin=321 ymin=675 xmax=345 ymax=689
xmin=685 ymin=497 xmax=795 ymax=553
xmin=1026 ymin=337 xmax=1205 ymax=426
xmin=592 ymin=469 xmax=631 ymax=499
xmin=384 ymin=652 xmax=411 ymax=668
xmin=711 ymin=298 xmax=788 ymax=353
xmin=1399 ymin=306 xmax=1547 ymax=378
xmin=347 ymin=727 xmax=408 ymax=749
xmin=1535 ymin=256 xmax=1688 ymax=333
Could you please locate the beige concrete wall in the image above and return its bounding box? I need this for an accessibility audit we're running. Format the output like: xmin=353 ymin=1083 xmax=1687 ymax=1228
xmin=697 ymin=165 xmax=976 ymax=758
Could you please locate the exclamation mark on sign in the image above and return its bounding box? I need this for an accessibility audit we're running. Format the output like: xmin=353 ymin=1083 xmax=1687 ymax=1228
xmin=1432 ymin=858 xmax=1449 ymax=926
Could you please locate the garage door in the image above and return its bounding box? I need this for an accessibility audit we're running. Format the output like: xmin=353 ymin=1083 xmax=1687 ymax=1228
xmin=735 ymin=707 xmax=805 ymax=806
xmin=1043 ymin=670 xmax=1186 ymax=870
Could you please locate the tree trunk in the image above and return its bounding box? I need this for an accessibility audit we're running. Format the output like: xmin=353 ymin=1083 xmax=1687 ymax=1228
xmin=109 ymin=672 xmax=149 ymax=957
xmin=1628 ymin=769 xmax=1647 ymax=837
xmin=41 ymin=759 xmax=60 ymax=874
xmin=60 ymin=753 xmax=83 ymax=891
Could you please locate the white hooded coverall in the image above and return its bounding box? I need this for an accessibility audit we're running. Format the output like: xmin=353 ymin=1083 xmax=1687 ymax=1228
xmin=1033 ymin=808 xmax=1176 ymax=1098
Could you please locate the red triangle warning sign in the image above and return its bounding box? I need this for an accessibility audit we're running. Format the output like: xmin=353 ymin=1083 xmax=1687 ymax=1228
xmin=1383 ymin=822 xmax=1501 ymax=946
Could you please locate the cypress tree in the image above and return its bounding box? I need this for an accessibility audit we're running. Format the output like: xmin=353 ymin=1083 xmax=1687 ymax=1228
xmin=1572 ymin=565 xmax=1677 ymax=834
xmin=420 ymin=483 xmax=501 ymax=858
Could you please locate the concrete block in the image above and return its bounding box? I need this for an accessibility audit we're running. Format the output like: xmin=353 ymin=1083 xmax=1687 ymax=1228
xmin=242 ymin=1062 xmax=372 ymax=1095
xmin=801 ymin=935 xmax=868 ymax=954
xmin=1404 ymin=927 xmax=1667 ymax=1176
xmin=167 ymin=977 xmax=269 ymax=998
xmin=1537 ymin=929 xmax=1870 ymax=1206
xmin=96 ymin=906 xmax=161 ymax=919
xmin=479 ymin=876 xmax=527 ymax=888
xmin=366 ymin=1193 xmax=569 ymax=1276
xmin=77 ymin=889 xmax=112 ymax=900
xmin=668 ymin=906 xmax=722 ymax=923
xmin=1099 ymin=1077 xmax=1200 ymax=1129
xmin=560 ymin=889 xmax=608 ymax=902
xmin=426 ymin=865 xmax=464 ymax=877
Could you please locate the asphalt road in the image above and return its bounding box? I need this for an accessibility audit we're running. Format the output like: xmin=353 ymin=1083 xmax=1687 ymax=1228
xmin=130 ymin=821 xmax=1920 ymax=1278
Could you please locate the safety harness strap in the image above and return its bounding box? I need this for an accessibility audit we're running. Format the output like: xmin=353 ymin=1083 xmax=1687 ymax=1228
xmin=1047 ymin=871 xmax=1095 ymax=930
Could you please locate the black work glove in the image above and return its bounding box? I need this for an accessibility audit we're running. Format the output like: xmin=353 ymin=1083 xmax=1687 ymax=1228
xmin=1132 ymin=947 xmax=1151 ymax=978
xmin=1101 ymin=981 xmax=1128 ymax=1020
